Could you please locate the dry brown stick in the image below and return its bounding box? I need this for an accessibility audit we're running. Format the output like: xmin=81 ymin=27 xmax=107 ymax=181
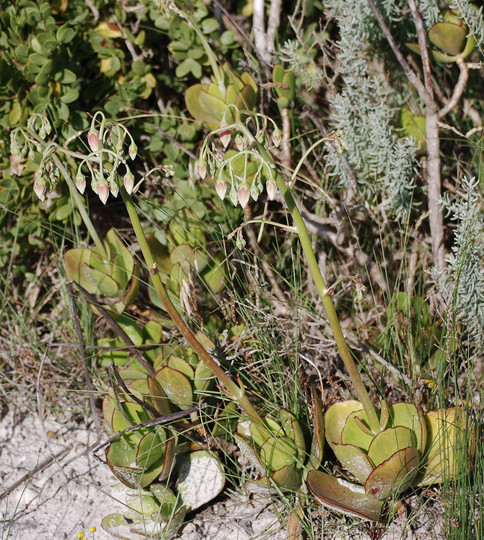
xmin=91 ymin=404 xmax=206 ymax=454
xmin=0 ymin=446 xmax=72 ymax=502
xmin=409 ymin=0 xmax=433 ymax=97
xmin=438 ymin=60 xmax=469 ymax=120
xmin=367 ymin=0 xmax=445 ymax=271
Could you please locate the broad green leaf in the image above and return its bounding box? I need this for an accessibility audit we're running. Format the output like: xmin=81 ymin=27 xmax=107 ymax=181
xmin=365 ymin=447 xmax=419 ymax=500
xmin=307 ymin=470 xmax=383 ymax=521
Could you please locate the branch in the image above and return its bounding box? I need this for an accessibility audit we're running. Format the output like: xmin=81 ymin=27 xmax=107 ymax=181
xmin=438 ymin=60 xmax=469 ymax=120
xmin=366 ymin=0 xmax=433 ymax=106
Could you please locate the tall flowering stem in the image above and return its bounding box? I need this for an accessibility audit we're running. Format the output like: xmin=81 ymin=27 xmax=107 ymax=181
xmin=120 ymin=186 xmax=266 ymax=427
xmin=234 ymin=124 xmax=380 ymax=432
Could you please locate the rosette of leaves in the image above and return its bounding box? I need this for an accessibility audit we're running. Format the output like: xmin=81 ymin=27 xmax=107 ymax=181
xmin=145 ymin=220 xmax=227 ymax=312
xmin=64 ymin=227 xmax=139 ymax=314
xmin=185 ymin=62 xmax=258 ymax=129
xmin=234 ymin=389 xmax=325 ymax=490
xmin=152 ymin=337 xmax=215 ymax=412
xmin=103 ymin=333 xmax=217 ymax=487
xmin=406 ymin=9 xmax=476 ymax=63
xmin=102 ymin=372 xmax=176 ymax=489
xmin=306 ymin=400 xmax=475 ymax=521
xmin=103 ymin=450 xmax=225 ymax=539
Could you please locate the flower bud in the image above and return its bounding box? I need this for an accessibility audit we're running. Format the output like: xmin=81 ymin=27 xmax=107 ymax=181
xmin=235 ymin=133 xmax=247 ymax=152
xmin=266 ymin=179 xmax=277 ymax=200
xmin=237 ymin=184 xmax=250 ymax=209
xmin=33 ymin=173 xmax=47 ymax=201
xmin=97 ymin=181 xmax=110 ymax=204
xmin=75 ymin=171 xmax=86 ymax=194
xmin=123 ymin=170 xmax=135 ymax=194
xmin=87 ymin=129 xmax=100 ymax=152
xmin=198 ymin=159 xmax=207 ymax=179
xmin=215 ymin=180 xmax=227 ymax=200
xmin=128 ymin=142 xmax=137 ymax=161
xmin=272 ymin=129 xmax=282 ymax=148
xmin=219 ymin=129 xmax=232 ymax=149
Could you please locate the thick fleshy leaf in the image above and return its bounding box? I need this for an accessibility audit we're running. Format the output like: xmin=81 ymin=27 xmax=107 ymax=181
xmin=325 ymin=400 xmax=363 ymax=448
xmin=365 ymin=446 xmax=419 ymax=500
xmin=428 ymin=22 xmax=466 ymax=55
xmin=177 ymin=451 xmax=225 ymax=510
xmin=165 ymin=355 xmax=194 ymax=379
xmin=193 ymin=359 xmax=214 ymax=393
xmin=185 ymin=84 xmax=223 ymax=126
xmin=307 ymin=470 xmax=384 ymax=521
xmin=258 ymin=435 xmax=298 ymax=471
xmin=279 ymin=409 xmax=306 ymax=460
xmin=367 ymin=426 xmax=415 ymax=467
xmin=249 ymin=418 xmax=284 ymax=448
xmin=389 ymin=403 xmax=426 ymax=455
xmin=400 ymin=108 xmax=427 ymax=153
xmin=147 ymin=376 xmax=172 ymax=416
xmin=342 ymin=410 xmax=374 ymax=451
xmin=308 ymin=389 xmax=325 ymax=469
xmin=101 ymin=513 xmax=133 ymax=539
xmin=331 ymin=443 xmax=374 ymax=484
xmin=198 ymin=88 xmax=228 ymax=126
xmin=155 ymin=366 xmax=193 ymax=410
xmin=136 ymin=429 xmax=166 ymax=469
xmin=415 ymin=408 xmax=475 ymax=486
xmin=269 ymin=464 xmax=303 ymax=490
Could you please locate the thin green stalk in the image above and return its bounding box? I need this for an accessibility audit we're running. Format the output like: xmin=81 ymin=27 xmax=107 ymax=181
xmin=234 ymin=124 xmax=380 ymax=431
xmin=120 ymin=187 xmax=265 ymax=426
xmin=52 ymin=153 xmax=108 ymax=259
xmin=275 ymin=173 xmax=380 ymax=432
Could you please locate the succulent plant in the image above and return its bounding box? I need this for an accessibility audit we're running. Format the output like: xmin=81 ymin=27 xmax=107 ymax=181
xmin=307 ymin=401 xmax=475 ymax=521
xmin=272 ymin=64 xmax=296 ymax=111
xmin=145 ymin=221 xmax=227 ymax=312
xmin=101 ymin=451 xmax=224 ymax=540
xmin=64 ymin=227 xmax=139 ymax=314
xmin=406 ymin=9 xmax=476 ymax=63
xmin=234 ymin=389 xmax=325 ymax=490
xmin=185 ymin=62 xmax=258 ymax=129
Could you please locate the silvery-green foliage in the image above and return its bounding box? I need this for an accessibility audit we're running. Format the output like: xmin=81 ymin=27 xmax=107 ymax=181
xmin=417 ymin=0 xmax=442 ymax=27
xmin=453 ymin=0 xmax=484 ymax=55
xmin=439 ymin=177 xmax=484 ymax=346
xmin=280 ymin=37 xmax=325 ymax=91
xmin=325 ymin=0 xmax=417 ymax=218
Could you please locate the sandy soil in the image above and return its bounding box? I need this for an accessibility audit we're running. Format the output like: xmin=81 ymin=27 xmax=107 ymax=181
xmin=0 ymin=410 xmax=286 ymax=540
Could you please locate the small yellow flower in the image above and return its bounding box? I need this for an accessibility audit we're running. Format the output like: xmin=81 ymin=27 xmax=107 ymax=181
xmin=90 ymin=527 xmax=97 ymax=533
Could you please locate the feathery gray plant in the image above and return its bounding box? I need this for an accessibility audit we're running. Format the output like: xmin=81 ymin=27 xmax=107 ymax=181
xmin=439 ymin=177 xmax=484 ymax=346
xmin=453 ymin=0 xmax=484 ymax=56
xmin=324 ymin=0 xmax=417 ymax=218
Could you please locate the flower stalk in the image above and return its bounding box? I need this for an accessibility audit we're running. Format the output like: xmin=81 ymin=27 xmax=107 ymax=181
xmin=120 ymin=186 xmax=266 ymax=427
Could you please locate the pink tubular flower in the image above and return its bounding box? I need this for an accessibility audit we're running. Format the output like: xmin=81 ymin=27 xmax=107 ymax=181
xmin=215 ymin=180 xmax=227 ymax=200
xmin=97 ymin=182 xmax=110 ymax=204
xmin=87 ymin=129 xmax=100 ymax=152
xmin=237 ymin=184 xmax=250 ymax=208
xmin=266 ymin=179 xmax=277 ymax=200
xmin=219 ymin=129 xmax=232 ymax=149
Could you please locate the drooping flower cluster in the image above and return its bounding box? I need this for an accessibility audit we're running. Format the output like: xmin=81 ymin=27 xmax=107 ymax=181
xmin=76 ymin=111 xmax=138 ymax=204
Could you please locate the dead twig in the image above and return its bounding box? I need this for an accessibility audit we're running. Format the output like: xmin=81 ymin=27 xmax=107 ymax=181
xmin=367 ymin=0 xmax=445 ymax=271
xmin=91 ymin=404 xmax=206 ymax=455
